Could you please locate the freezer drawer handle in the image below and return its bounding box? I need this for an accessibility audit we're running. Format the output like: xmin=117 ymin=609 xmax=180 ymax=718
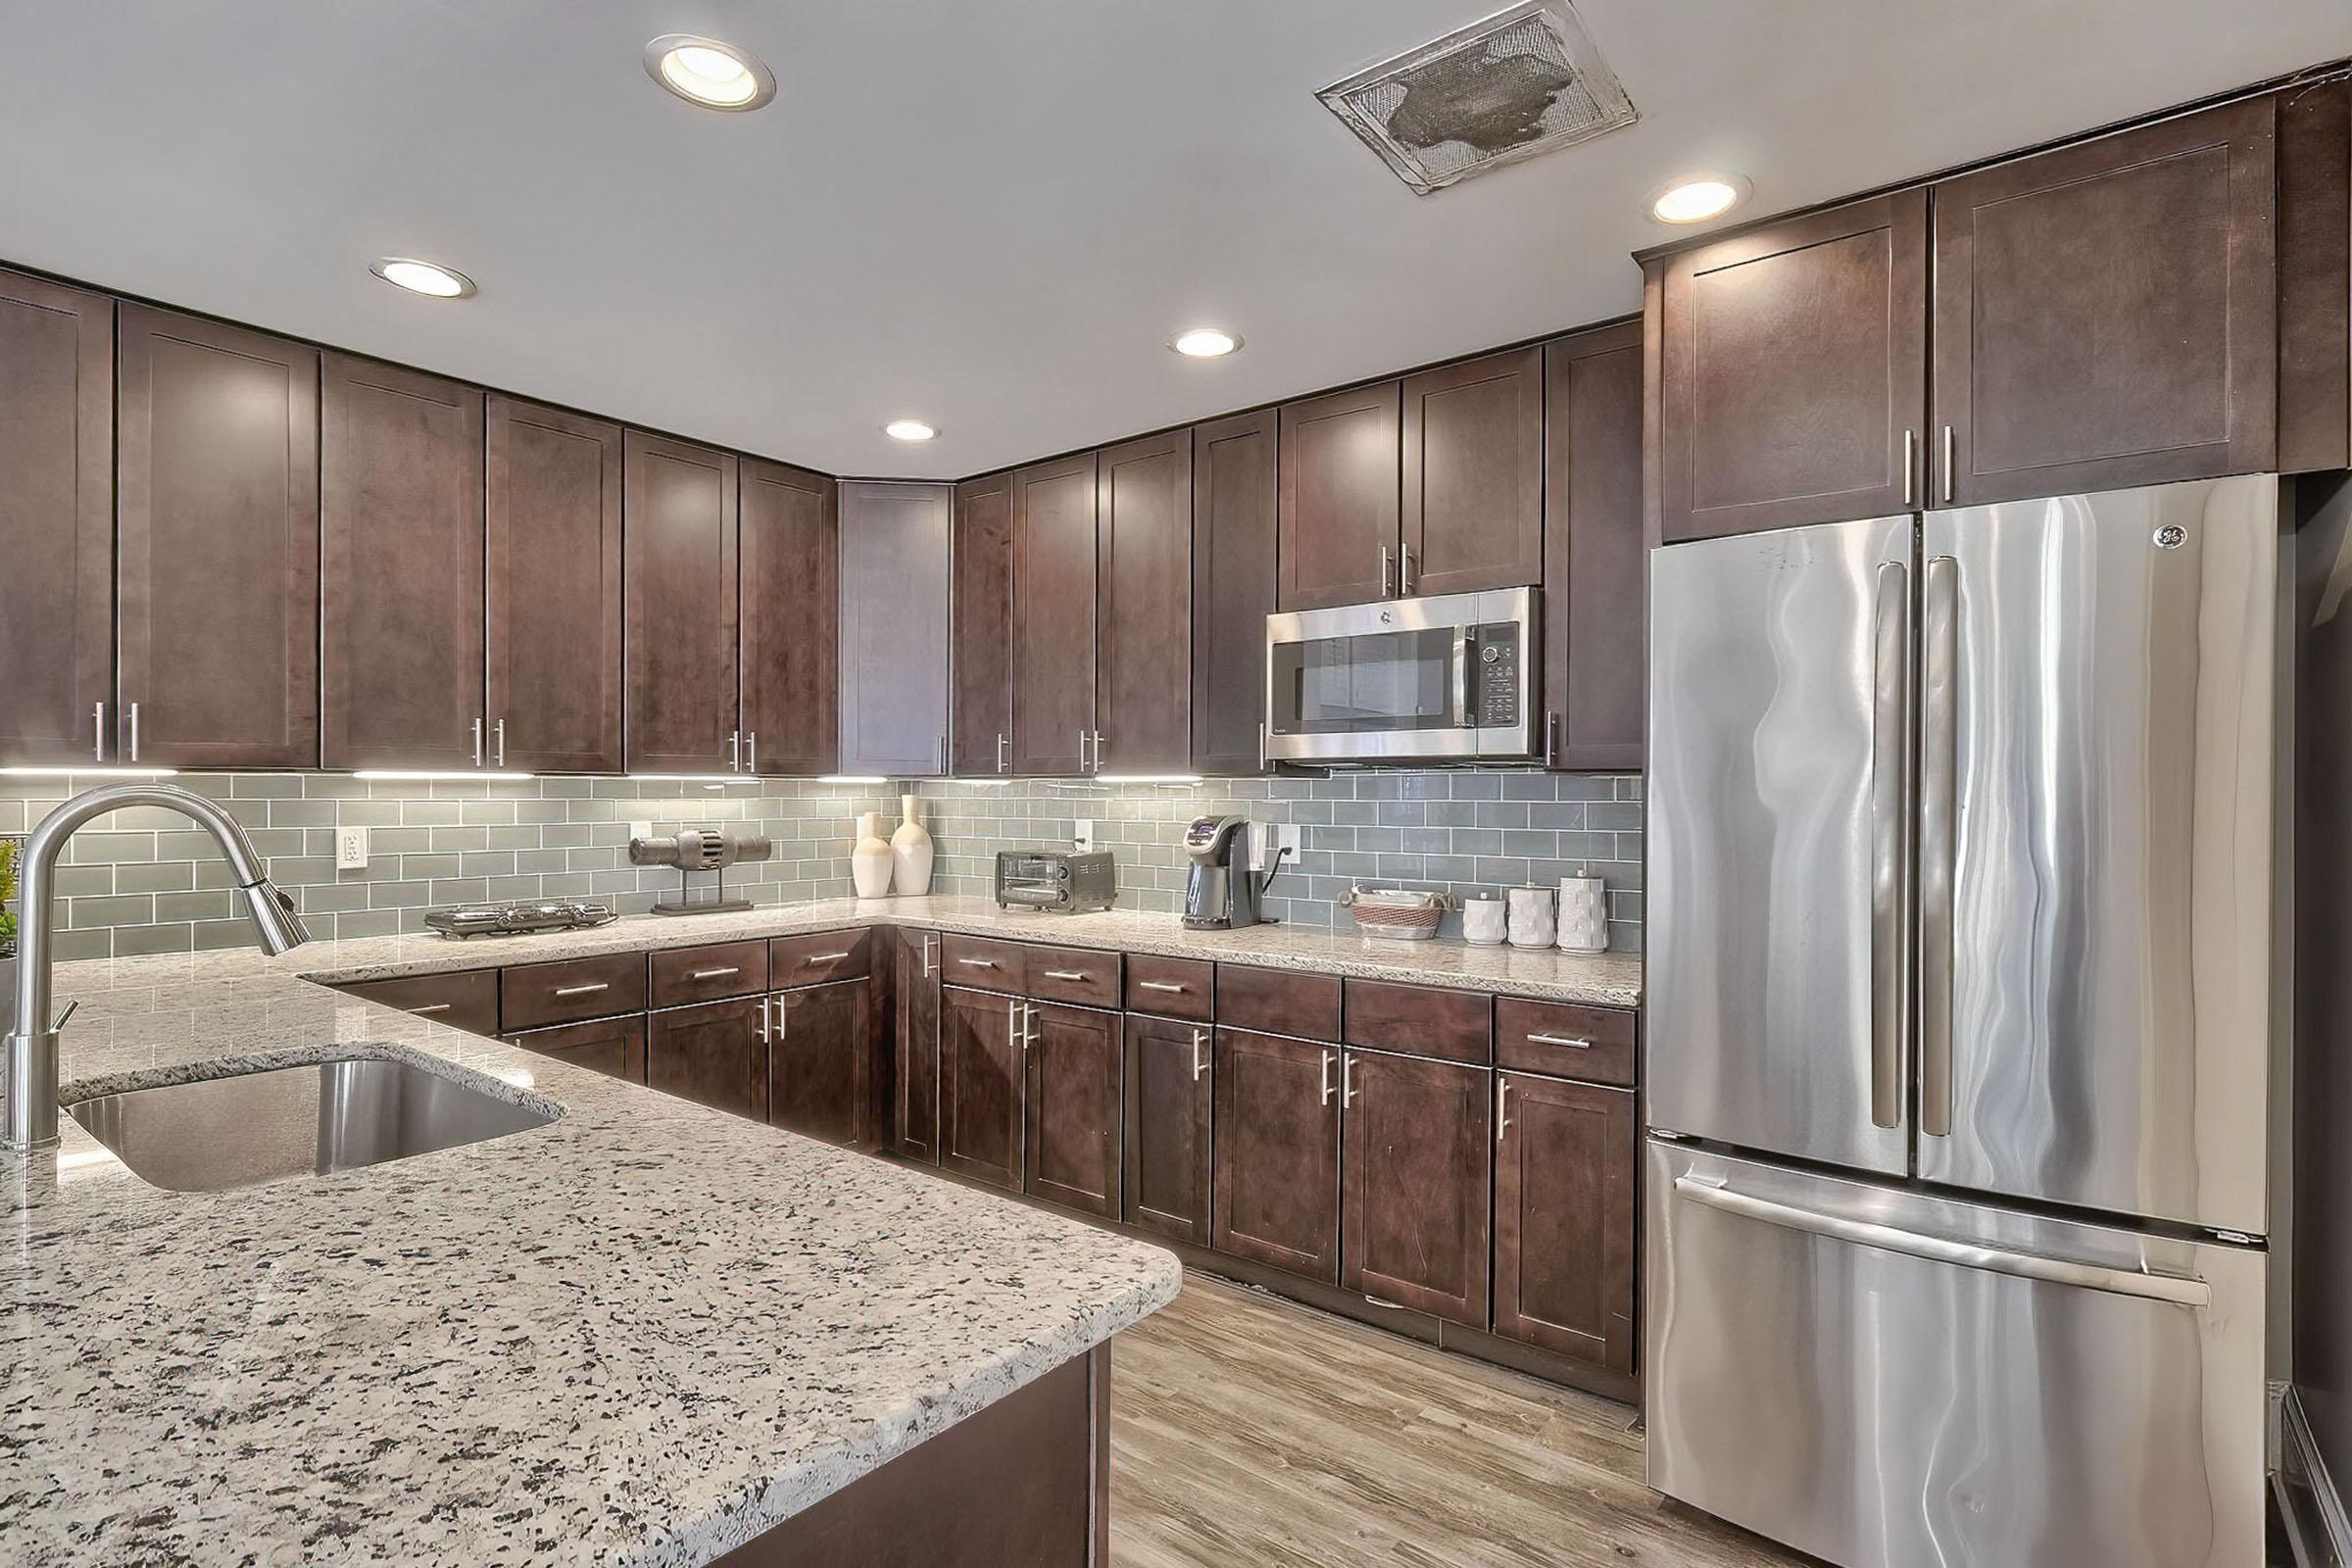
xmin=1672 ymin=1176 xmax=2212 ymax=1308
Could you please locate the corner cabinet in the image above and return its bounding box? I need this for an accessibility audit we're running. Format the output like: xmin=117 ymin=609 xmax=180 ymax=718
xmin=624 ymin=432 xmax=739 ymax=773
xmin=838 ymin=481 xmax=951 ymax=776
xmin=950 ymin=473 xmax=1015 ymax=775
xmin=1010 ymin=454 xmax=1099 ymax=775
xmin=1095 ymin=431 xmax=1193 ymax=774
xmin=1190 ymin=409 xmax=1278 ymax=775
xmin=1543 ymin=322 xmax=1645 ymax=770
xmin=741 ymin=460 xmax=840 ymax=776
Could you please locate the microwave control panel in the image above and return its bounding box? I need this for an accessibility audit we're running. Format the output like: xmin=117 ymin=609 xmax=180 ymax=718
xmin=1473 ymin=625 xmax=1520 ymax=728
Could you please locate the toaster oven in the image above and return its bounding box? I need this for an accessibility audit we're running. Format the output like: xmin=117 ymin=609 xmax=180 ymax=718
xmin=994 ymin=851 xmax=1116 ymax=913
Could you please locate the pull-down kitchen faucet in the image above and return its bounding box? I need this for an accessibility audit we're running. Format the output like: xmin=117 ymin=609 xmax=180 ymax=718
xmin=3 ymin=783 xmax=311 ymax=1151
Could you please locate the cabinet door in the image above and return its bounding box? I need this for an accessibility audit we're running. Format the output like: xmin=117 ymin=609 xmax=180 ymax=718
xmin=117 ymin=305 xmax=319 ymax=768
xmin=1932 ymin=96 xmax=2277 ymax=506
xmin=1024 ymin=1001 xmax=1121 ymax=1217
xmin=1543 ymin=322 xmax=1645 ymax=771
xmin=485 ymin=397 xmax=623 ymax=773
xmin=771 ymin=980 xmax=872 ymax=1147
xmin=839 ymin=481 xmax=952 ymax=774
xmin=624 ymin=431 xmax=739 ymax=773
xmin=506 ymin=1014 xmax=648 ymax=1085
xmin=1654 ymin=191 xmax=1928 ymax=542
xmin=941 ymin=985 xmax=1025 ymax=1191
xmin=1212 ymin=1028 xmax=1341 ymax=1283
xmin=1189 ymin=409 xmax=1278 ymax=775
xmin=1010 ymin=454 xmax=1098 ymax=775
xmin=1122 ymin=1013 xmax=1213 ymax=1245
xmin=648 ymin=995 xmax=766 ymax=1118
xmin=1278 ymin=382 xmax=1399 ymax=610
xmin=742 ymin=460 xmax=840 ymax=775
xmin=1401 ymin=347 xmax=1543 ymax=596
xmin=1494 ymin=1072 xmax=1636 ymax=1371
xmin=0 ymin=270 xmax=111 ymax=766
xmin=951 ymin=473 xmax=1014 ymax=775
xmin=893 ymin=930 xmax=944 ymax=1162
xmin=1341 ymin=1050 xmax=1492 ymax=1328
xmin=1095 ymin=432 xmax=1192 ymax=773
xmin=320 ymin=355 xmax=485 ymax=771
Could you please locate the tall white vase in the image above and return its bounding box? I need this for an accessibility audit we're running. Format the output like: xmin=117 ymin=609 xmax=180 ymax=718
xmin=852 ymin=810 xmax=894 ymax=899
xmin=890 ymin=793 xmax=934 ymax=897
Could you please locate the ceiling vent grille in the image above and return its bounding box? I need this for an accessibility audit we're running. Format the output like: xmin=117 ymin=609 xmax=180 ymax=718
xmin=1317 ymin=0 xmax=1637 ymax=195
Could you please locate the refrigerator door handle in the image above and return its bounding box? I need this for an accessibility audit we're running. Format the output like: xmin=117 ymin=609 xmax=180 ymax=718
xmin=1868 ymin=559 xmax=1911 ymax=1131
xmin=1672 ymin=1176 xmax=2212 ymax=1308
xmin=1920 ymin=554 xmax=1960 ymax=1138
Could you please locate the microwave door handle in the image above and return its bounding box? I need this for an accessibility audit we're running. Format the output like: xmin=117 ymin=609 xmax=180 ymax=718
xmin=1454 ymin=629 xmax=1474 ymax=727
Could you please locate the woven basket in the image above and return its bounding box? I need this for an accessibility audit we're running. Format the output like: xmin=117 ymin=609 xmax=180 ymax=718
xmin=1342 ymin=887 xmax=1449 ymax=941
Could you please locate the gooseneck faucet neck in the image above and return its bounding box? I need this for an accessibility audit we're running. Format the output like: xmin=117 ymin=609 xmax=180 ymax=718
xmin=5 ymin=783 xmax=312 ymax=1152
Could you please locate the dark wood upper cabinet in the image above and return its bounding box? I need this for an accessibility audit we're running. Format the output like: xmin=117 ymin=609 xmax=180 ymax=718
xmin=1652 ymin=190 xmax=1928 ymax=542
xmin=942 ymin=985 xmax=1026 ymax=1191
xmin=892 ymin=929 xmax=944 ymax=1163
xmin=1095 ymin=431 xmax=1192 ymax=774
xmin=1122 ymin=1012 xmax=1213 ymax=1246
xmin=951 ymin=473 xmax=1014 ymax=775
xmin=648 ymin=994 xmax=767 ymax=1119
xmin=1212 ymin=1027 xmax=1341 ymax=1285
xmin=839 ymin=481 xmax=951 ymax=776
xmin=2278 ymin=76 xmax=2351 ymax=474
xmin=1494 ymin=1073 xmax=1636 ymax=1372
xmin=117 ymin=305 xmax=319 ymax=769
xmin=771 ymin=979 xmax=872 ymax=1147
xmin=485 ymin=397 xmax=623 ymax=773
xmin=624 ymin=431 xmax=739 ymax=773
xmin=1278 ymin=381 xmax=1399 ymax=610
xmin=1011 ymin=454 xmax=1099 ymax=775
xmin=1189 ymin=409 xmax=1278 ymax=775
xmin=0 ymin=270 xmax=112 ymax=767
xmin=320 ymin=355 xmax=485 ymax=771
xmin=1401 ymin=347 xmax=1544 ymax=596
xmin=741 ymin=459 xmax=839 ymax=776
xmin=1024 ymin=1001 xmax=1121 ymax=1218
xmin=1543 ymin=322 xmax=1645 ymax=771
xmin=1932 ymin=96 xmax=2278 ymax=506
xmin=1341 ymin=1051 xmax=1492 ymax=1328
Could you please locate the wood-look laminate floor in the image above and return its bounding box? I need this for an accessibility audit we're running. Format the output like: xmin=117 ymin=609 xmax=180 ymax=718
xmin=1108 ymin=1272 xmax=1817 ymax=1568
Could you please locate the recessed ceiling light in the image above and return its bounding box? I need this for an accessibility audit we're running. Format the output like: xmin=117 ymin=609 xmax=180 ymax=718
xmin=1169 ymin=327 xmax=1244 ymax=359
xmin=370 ymin=258 xmax=475 ymax=299
xmin=884 ymin=419 xmax=938 ymax=442
xmin=644 ymin=33 xmax=777 ymax=111
xmin=1647 ymin=173 xmax=1751 ymax=225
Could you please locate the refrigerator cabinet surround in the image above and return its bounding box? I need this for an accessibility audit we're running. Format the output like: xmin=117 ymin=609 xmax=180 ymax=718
xmin=1645 ymin=1140 xmax=2267 ymax=1568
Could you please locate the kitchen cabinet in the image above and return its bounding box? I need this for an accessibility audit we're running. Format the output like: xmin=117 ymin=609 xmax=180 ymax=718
xmin=1931 ymin=96 xmax=2278 ymax=506
xmin=1340 ymin=1050 xmax=1493 ymax=1328
xmin=891 ymin=929 xmax=944 ymax=1162
xmin=320 ymin=354 xmax=486 ymax=771
xmin=951 ymin=473 xmax=1014 ymax=775
xmin=1278 ymin=381 xmax=1399 ymax=610
xmin=1011 ymin=454 xmax=1099 ymax=775
xmin=624 ymin=431 xmax=739 ymax=773
xmin=1212 ymin=1027 xmax=1341 ymax=1284
xmin=1189 ymin=408 xmax=1278 ymax=775
xmin=1651 ymin=191 xmax=1928 ymax=542
xmin=1215 ymin=965 xmax=1342 ymax=1042
xmin=941 ymin=984 xmax=1025 ymax=1191
xmin=741 ymin=460 xmax=839 ymax=776
xmin=1122 ymin=1012 xmax=1213 ymax=1246
xmin=1094 ymin=431 xmax=1193 ymax=773
xmin=647 ymin=938 xmax=769 ymax=1007
xmin=507 ymin=1014 xmax=648 ymax=1085
xmin=1493 ymin=1071 xmax=1636 ymax=1372
xmin=0 ymin=270 xmax=111 ymax=767
xmin=1343 ymin=978 xmax=1491 ymax=1065
xmin=2278 ymin=76 xmax=2351 ymax=473
xmin=336 ymin=968 xmax=501 ymax=1036
xmin=501 ymin=951 xmax=649 ymax=1031
xmin=117 ymin=305 xmax=319 ymax=768
xmin=648 ymin=994 xmax=767 ymax=1119
xmin=839 ymin=481 xmax=952 ymax=775
xmin=770 ymin=979 xmax=872 ymax=1147
xmin=1024 ymin=1001 xmax=1121 ymax=1217
xmin=1400 ymin=347 xmax=1544 ymax=597
xmin=1543 ymin=322 xmax=1645 ymax=771
xmin=485 ymin=396 xmax=624 ymax=773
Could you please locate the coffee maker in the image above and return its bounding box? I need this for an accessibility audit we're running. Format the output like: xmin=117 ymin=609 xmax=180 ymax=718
xmin=1183 ymin=814 xmax=1272 ymax=930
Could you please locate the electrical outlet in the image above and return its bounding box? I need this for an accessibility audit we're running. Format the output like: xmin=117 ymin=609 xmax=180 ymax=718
xmin=1073 ymin=818 xmax=1095 ymax=852
xmin=334 ymin=826 xmax=368 ymax=871
xmin=1252 ymin=823 xmax=1300 ymax=872
xmin=1274 ymin=824 xmax=1301 ymax=858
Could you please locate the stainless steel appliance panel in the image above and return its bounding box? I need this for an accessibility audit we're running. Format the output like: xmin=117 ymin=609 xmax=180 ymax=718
xmin=1645 ymin=1140 xmax=2267 ymax=1568
xmin=1918 ymin=476 xmax=2277 ymax=1232
xmin=1645 ymin=515 xmax=1913 ymax=1175
xmin=1263 ymin=587 xmax=1535 ymax=761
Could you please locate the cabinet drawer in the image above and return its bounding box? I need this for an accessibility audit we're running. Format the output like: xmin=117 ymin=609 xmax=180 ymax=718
xmin=1494 ymin=998 xmax=1637 ymax=1086
xmin=505 ymin=1013 xmax=648 ymax=1085
xmin=1345 ymin=979 xmax=1491 ymax=1065
xmin=1216 ymin=964 xmax=1342 ymax=1042
xmin=770 ymin=928 xmax=871 ymax=988
xmin=649 ymin=939 xmax=770 ymax=1007
xmin=1125 ymin=955 xmax=1214 ymax=1021
xmin=941 ymin=933 xmax=1026 ymax=994
xmin=339 ymin=968 xmax=500 ymax=1036
xmin=1025 ymin=944 xmax=1121 ymax=1009
xmin=500 ymin=952 xmax=648 ymax=1031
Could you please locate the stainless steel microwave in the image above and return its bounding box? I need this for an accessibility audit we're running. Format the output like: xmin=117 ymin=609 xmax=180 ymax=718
xmin=1264 ymin=587 xmax=1537 ymax=762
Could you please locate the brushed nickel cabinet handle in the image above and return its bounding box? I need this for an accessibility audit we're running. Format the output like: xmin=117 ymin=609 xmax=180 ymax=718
xmin=689 ymin=966 xmax=742 ymax=980
xmin=728 ymin=730 xmax=741 ymax=771
xmin=128 ymin=701 xmax=140 ymax=761
xmin=957 ymin=956 xmax=1000 ymax=969
xmin=407 ymin=1003 xmax=453 ymax=1016
xmin=1496 ymin=1076 xmax=1512 ymax=1142
xmin=1320 ymin=1049 xmax=1336 ymax=1105
xmin=1525 ymin=1032 xmax=1592 ymax=1050
xmin=1139 ymin=980 xmax=1188 ymax=994
xmin=1342 ymin=1053 xmax=1358 ymax=1106
xmin=1380 ymin=545 xmax=1396 ymax=598
xmin=1399 ymin=545 xmax=1416 ymax=595
xmin=745 ymin=730 xmax=758 ymax=774
xmin=920 ymin=933 xmax=939 ymax=978
xmin=1940 ymin=425 xmax=1956 ymax=504
xmin=1191 ymin=1028 xmax=1209 ymax=1082
xmin=1902 ymin=428 xmax=1917 ymax=509
xmin=495 ymin=716 xmax=506 ymax=767
xmin=1544 ymin=710 xmax=1561 ymax=769
xmin=758 ymin=995 xmax=772 ymax=1045
xmin=1042 ymin=969 xmax=1088 ymax=982
xmin=1364 ymin=1296 xmax=1410 ymax=1311
xmin=801 ymin=952 xmax=853 ymax=964
xmin=92 ymin=701 xmax=105 ymax=762
xmin=552 ymin=982 xmax=610 ymax=998
xmin=472 ymin=717 xmax=484 ymax=767
xmin=997 ymin=732 xmax=1009 ymax=773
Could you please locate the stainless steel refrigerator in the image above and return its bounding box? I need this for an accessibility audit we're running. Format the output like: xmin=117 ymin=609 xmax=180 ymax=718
xmin=1643 ymin=474 xmax=2281 ymax=1568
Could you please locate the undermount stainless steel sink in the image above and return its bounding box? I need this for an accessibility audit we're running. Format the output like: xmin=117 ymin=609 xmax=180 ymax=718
xmin=67 ymin=1055 xmax=559 ymax=1193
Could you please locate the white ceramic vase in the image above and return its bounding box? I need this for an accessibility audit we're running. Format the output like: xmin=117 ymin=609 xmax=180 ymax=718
xmin=889 ymin=793 xmax=934 ymax=897
xmin=852 ymin=810 xmax=894 ymax=899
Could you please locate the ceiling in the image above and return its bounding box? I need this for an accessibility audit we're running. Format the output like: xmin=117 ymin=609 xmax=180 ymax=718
xmin=2 ymin=2 xmax=2344 ymax=480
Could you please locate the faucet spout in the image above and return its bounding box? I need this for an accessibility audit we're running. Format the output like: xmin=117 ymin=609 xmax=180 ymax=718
xmin=4 ymin=782 xmax=312 ymax=1152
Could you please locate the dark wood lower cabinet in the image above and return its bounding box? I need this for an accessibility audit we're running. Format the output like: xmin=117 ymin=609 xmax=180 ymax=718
xmin=648 ymin=996 xmax=767 ymax=1119
xmin=1212 ymin=1028 xmax=1341 ymax=1284
xmin=892 ymin=930 xmax=943 ymax=1162
xmin=941 ymin=985 xmax=1025 ymax=1191
xmin=771 ymin=981 xmax=872 ymax=1147
xmin=506 ymin=1014 xmax=648 ymax=1085
xmin=1121 ymin=1013 xmax=1213 ymax=1245
xmin=1494 ymin=1072 xmax=1636 ymax=1372
xmin=1341 ymin=1050 xmax=1492 ymax=1328
xmin=1024 ymin=1002 xmax=1121 ymax=1218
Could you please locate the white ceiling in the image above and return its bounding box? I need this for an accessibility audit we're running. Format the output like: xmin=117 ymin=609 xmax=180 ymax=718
xmin=1 ymin=2 xmax=2344 ymax=479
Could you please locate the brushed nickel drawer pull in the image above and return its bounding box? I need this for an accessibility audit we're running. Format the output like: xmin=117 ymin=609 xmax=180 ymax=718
xmin=406 ymin=1003 xmax=453 ymax=1016
xmin=801 ymin=952 xmax=853 ymax=964
xmin=553 ymin=982 xmax=611 ymax=998
xmin=1042 ymin=968 xmax=1088 ymax=982
xmin=1364 ymin=1296 xmax=1409 ymax=1311
xmin=689 ymin=966 xmax=742 ymax=980
xmin=957 ymin=956 xmax=1000 ymax=969
xmin=1139 ymin=980 xmax=1188 ymax=994
xmin=1526 ymin=1032 xmax=1592 ymax=1050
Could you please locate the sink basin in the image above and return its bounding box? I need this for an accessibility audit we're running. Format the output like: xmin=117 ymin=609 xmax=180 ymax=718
xmin=67 ymin=1055 xmax=559 ymax=1193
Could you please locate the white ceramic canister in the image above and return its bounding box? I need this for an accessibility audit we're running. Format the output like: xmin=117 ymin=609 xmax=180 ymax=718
xmin=1461 ymin=893 xmax=1508 ymax=946
xmin=1506 ymin=884 xmax=1556 ymax=949
xmin=1557 ymin=875 xmax=1608 ymax=954
xmin=852 ymin=811 xmax=895 ymax=899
